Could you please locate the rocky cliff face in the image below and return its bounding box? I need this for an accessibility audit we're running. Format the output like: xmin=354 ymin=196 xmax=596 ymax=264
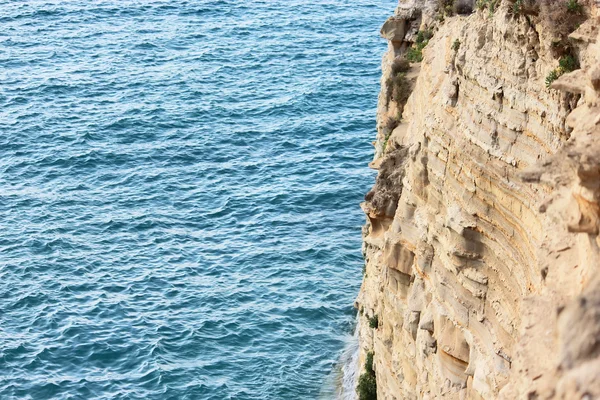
xmin=356 ymin=1 xmax=600 ymax=398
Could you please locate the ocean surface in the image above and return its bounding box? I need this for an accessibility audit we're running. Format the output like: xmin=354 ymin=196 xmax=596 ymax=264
xmin=0 ymin=1 xmax=390 ymax=398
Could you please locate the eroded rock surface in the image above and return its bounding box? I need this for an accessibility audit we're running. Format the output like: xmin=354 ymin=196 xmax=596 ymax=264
xmin=356 ymin=1 xmax=600 ymax=398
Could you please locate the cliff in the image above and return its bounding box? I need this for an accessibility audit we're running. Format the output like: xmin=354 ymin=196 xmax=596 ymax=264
xmin=355 ymin=0 xmax=600 ymax=398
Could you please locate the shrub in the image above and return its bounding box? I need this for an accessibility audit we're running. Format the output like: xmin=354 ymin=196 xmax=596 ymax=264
xmin=390 ymin=56 xmax=410 ymax=76
xmin=357 ymin=373 xmax=377 ymax=400
xmin=385 ymin=72 xmax=411 ymax=114
xmin=406 ymin=47 xmax=423 ymax=63
xmin=385 ymin=116 xmax=400 ymax=131
xmin=382 ymin=116 xmax=399 ymax=153
xmin=438 ymin=0 xmax=455 ymax=15
xmin=567 ymin=0 xmax=584 ymax=14
xmin=365 ymin=351 xmax=374 ymax=373
xmin=536 ymin=0 xmax=587 ymax=56
xmin=416 ymin=29 xmax=434 ymax=45
xmin=437 ymin=0 xmax=474 ymax=19
xmin=452 ymin=39 xmax=461 ymax=51
xmin=406 ymin=30 xmax=433 ymax=63
xmin=391 ymin=73 xmax=410 ymax=104
xmin=454 ymin=0 xmax=474 ymax=14
xmin=512 ymin=0 xmax=523 ymax=15
xmin=476 ymin=0 xmax=499 ymax=15
xmin=368 ymin=314 xmax=379 ymax=329
xmin=357 ymin=351 xmax=377 ymax=400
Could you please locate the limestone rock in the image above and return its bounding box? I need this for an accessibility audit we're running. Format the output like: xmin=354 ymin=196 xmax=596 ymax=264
xmin=381 ymin=17 xmax=407 ymax=42
xmin=356 ymin=1 xmax=600 ymax=399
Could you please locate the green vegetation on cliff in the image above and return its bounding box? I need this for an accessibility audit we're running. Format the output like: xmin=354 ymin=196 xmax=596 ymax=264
xmin=357 ymin=351 xmax=377 ymax=400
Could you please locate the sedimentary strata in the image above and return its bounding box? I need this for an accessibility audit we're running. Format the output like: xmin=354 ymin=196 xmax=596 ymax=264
xmin=356 ymin=1 xmax=600 ymax=398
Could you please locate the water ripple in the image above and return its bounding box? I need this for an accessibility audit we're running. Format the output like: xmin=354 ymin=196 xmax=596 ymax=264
xmin=0 ymin=0 xmax=389 ymax=398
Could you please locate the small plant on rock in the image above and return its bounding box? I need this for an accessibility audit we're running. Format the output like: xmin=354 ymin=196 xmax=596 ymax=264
xmin=385 ymin=72 xmax=411 ymax=115
xmin=539 ymin=0 xmax=587 ymax=56
xmin=390 ymin=56 xmax=410 ymax=75
xmin=436 ymin=0 xmax=455 ymax=21
xmin=365 ymin=351 xmax=374 ymax=375
xmin=476 ymin=0 xmax=499 ymax=16
xmin=382 ymin=116 xmax=399 ymax=154
xmin=567 ymin=0 xmax=584 ymax=14
xmin=406 ymin=47 xmax=423 ymax=63
xmin=386 ymin=58 xmax=411 ymax=112
xmin=391 ymin=73 xmax=410 ymax=104
xmin=512 ymin=0 xmax=523 ymax=15
xmin=545 ymin=69 xmax=559 ymax=88
xmin=546 ymin=54 xmax=579 ymax=89
xmin=416 ymin=29 xmax=434 ymax=45
xmin=406 ymin=30 xmax=433 ymax=63
xmin=452 ymin=39 xmax=461 ymax=51
xmin=382 ymin=132 xmax=392 ymax=153
xmin=385 ymin=116 xmax=399 ymax=132
xmin=368 ymin=314 xmax=379 ymax=329
xmin=558 ymin=54 xmax=578 ymax=73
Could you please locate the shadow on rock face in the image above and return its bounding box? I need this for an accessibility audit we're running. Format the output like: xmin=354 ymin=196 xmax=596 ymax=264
xmin=454 ymin=0 xmax=475 ymax=15
xmin=365 ymin=147 xmax=409 ymax=218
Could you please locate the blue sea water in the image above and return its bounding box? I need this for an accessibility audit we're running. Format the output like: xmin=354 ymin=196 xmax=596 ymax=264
xmin=0 ymin=1 xmax=390 ymax=398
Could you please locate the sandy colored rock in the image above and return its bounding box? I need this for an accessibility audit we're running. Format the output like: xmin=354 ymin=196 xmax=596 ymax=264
xmin=356 ymin=1 xmax=600 ymax=399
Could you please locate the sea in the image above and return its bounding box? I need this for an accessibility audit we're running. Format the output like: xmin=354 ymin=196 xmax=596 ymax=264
xmin=0 ymin=1 xmax=390 ymax=398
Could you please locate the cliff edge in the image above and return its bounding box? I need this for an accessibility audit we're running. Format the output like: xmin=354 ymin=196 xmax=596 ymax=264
xmin=356 ymin=0 xmax=600 ymax=398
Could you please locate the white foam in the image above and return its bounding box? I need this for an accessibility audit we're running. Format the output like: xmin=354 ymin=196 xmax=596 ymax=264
xmin=337 ymin=318 xmax=360 ymax=400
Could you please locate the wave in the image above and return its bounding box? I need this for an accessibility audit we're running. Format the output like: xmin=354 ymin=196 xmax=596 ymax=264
xmin=338 ymin=318 xmax=360 ymax=400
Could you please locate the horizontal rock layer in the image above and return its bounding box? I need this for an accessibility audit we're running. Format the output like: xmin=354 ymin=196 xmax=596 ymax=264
xmin=356 ymin=1 xmax=600 ymax=398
